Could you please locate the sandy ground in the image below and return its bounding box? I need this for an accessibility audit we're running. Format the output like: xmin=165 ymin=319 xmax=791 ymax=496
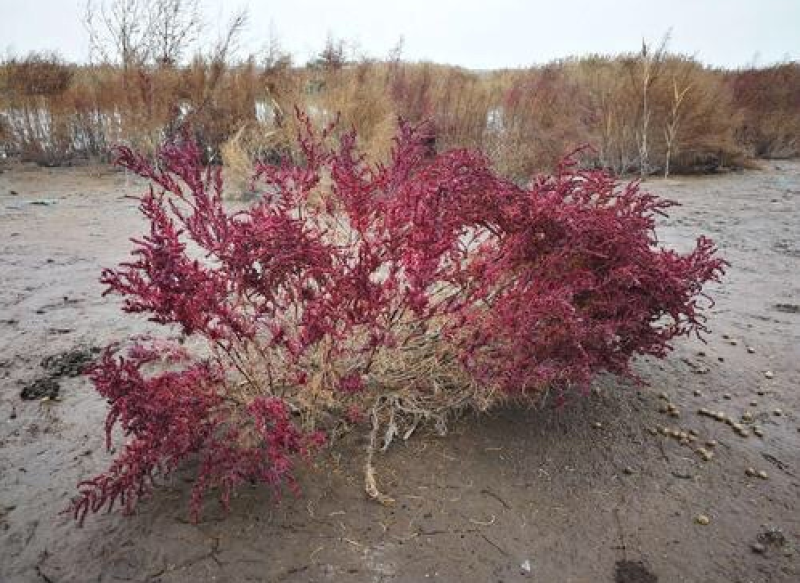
xmin=1 ymin=161 xmax=799 ymax=583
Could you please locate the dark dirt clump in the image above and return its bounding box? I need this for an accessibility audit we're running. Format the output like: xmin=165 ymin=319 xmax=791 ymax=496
xmin=615 ymin=560 xmax=658 ymax=583
xmin=20 ymin=377 xmax=60 ymax=400
xmin=41 ymin=346 xmax=100 ymax=378
xmin=19 ymin=346 xmax=100 ymax=400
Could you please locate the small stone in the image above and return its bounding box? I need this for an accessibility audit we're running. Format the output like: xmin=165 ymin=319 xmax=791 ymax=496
xmin=723 ymin=393 xmax=732 ymax=400
xmin=753 ymin=427 xmax=764 ymax=438
xmin=623 ymin=466 xmax=634 ymax=475
xmin=722 ymin=334 xmax=731 ymax=340
xmin=706 ymin=439 xmax=717 ymax=448
xmin=741 ymin=412 xmax=753 ymax=422
xmin=696 ymin=514 xmax=710 ymax=525
xmin=751 ymin=542 xmax=766 ymax=554
xmin=717 ymin=356 xmax=725 ymax=362
xmin=729 ymin=339 xmax=738 ymax=346
xmin=669 ymin=410 xmax=680 ymax=418
xmin=757 ymin=470 xmax=768 ymax=480
xmin=658 ymin=392 xmax=669 ymax=401
xmin=688 ymin=429 xmax=698 ymax=436
xmin=593 ymin=421 xmax=603 ymax=429
xmin=764 ymin=371 xmax=774 ymax=379
xmin=745 ymin=467 xmax=757 ymax=477
xmin=693 ymin=389 xmax=702 ymax=397
xmin=773 ymin=409 xmax=783 ymax=416
xmin=697 ymin=350 xmax=707 ymax=357
xmin=747 ymin=347 xmax=756 ymax=354
xmin=697 ymin=448 xmax=713 ymax=461
xmin=647 ymin=427 xmax=658 ymax=436
xmin=757 ymin=390 xmax=766 ymax=396
xmin=750 ymin=401 xmax=758 ymax=407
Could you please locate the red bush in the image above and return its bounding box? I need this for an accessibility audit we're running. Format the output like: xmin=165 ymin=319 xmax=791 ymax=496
xmin=71 ymin=113 xmax=724 ymax=522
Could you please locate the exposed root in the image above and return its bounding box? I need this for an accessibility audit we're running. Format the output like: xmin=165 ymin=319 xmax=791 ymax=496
xmin=363 ymin=380 xmax=498 ymax=504
xmin=365 ymin=404 xmax=395 ymax=505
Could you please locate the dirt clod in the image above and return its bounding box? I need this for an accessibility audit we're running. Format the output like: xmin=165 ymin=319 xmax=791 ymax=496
xmin=19 ymin=346 xmax=99 ymax=401
xmin=615 ymin=560 xmax=658 ymax=583
xmin=41 ymin=347 xmax=99 ymax=378
xmin=20 ymin=378 xmax=59 ymax=401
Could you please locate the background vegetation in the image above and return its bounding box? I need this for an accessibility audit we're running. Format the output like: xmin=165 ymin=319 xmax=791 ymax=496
xmin=1 ymin=2 xmax=798 ymax=179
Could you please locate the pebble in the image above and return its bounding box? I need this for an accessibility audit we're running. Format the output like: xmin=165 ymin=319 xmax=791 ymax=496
xmin=773 ymin=409 xmax=783 ymax=416
xmin=693 ymin=389 xmax=703 ymax=397
xmin=747 ymin=347 xmax=756 ymax=354
xmin=757 ymin=470 xmax=768 ymax=480
xmin=741 ymin=412 xmax=753 ymax=422
xmin=750 ymin=401 xmax=758 ymax=407
xmin=723 ymin=393 xmax=732 ymax=400
xmin=753 ymin=427 xmax=764 ymax=438
xmin=658 ymin=392 xmax=669 ymax=401
xmin=729 ymin=339 xmax=738 ymax=346
xmin=623 ymin=466 xmax=634 ymax=475
xmin=697 ymin=448 xmax=714 ymax=461
xmin=751 ymin=542 xmax=766 ymax=554
xmin=706 ymin=440 xmax=718 ymax=448
xmin=764 ymin=371 xmax=774 ymax=379
xmin=696 ymin=514 xmax=710 ymax=525
xmin=593 ymin=421 xmax=603 ymax=429
xmin=745 ymin=467 xmax=757 ymax=477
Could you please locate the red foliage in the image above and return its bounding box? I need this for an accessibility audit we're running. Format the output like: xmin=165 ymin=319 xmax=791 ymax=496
xmin=72 ymin=113 xmax=724 ymax=521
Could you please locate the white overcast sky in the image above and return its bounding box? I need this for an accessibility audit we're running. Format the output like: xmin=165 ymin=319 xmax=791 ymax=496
xmin=1 ymin=0 xmax=798 ymax=68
